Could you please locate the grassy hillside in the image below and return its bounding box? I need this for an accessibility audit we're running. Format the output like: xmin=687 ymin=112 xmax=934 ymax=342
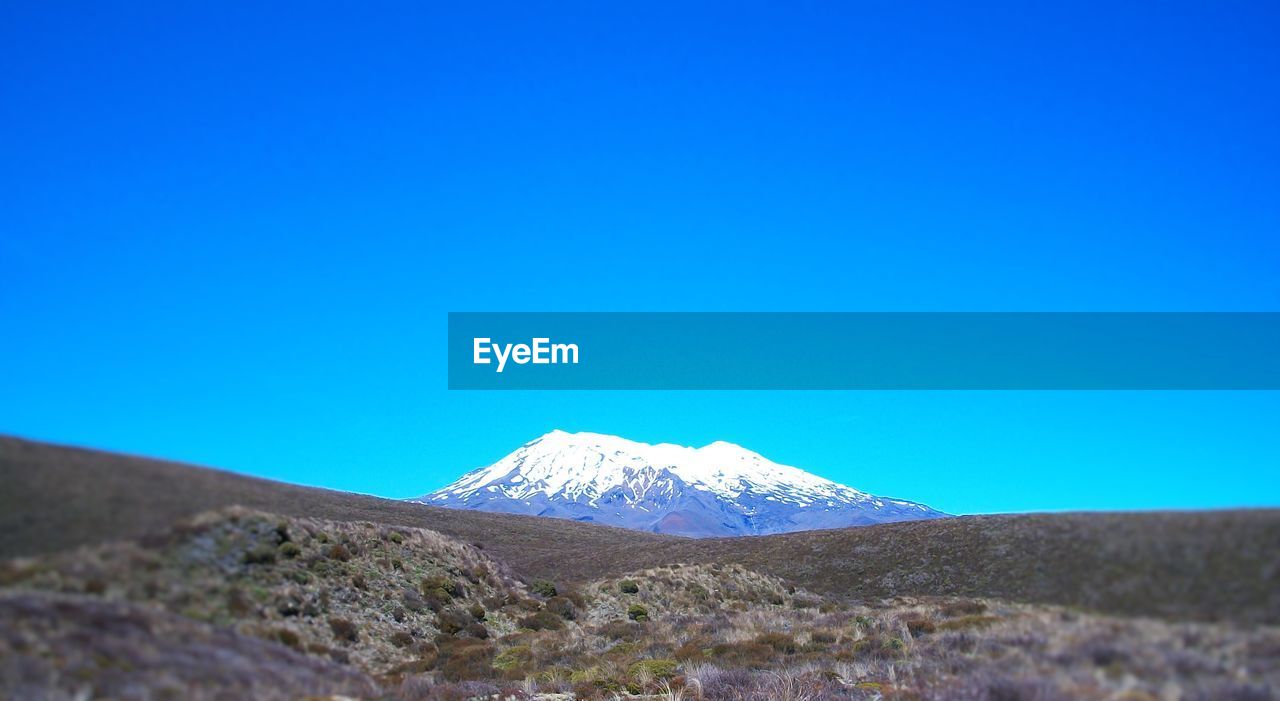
xmin=3 ymin=435 xmax=1278 ymax=624
xmin=6 ymin=508 xmax=1277 ymax=700
xmin=1 ymin=592 xmax=382 ymax=700
xmin=635 ymin=511 xmax=1280 ymax=624
xmin=0 ymin=435 xmax=675 ymax=576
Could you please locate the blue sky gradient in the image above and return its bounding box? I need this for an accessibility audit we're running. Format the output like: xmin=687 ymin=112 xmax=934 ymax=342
xmin=2 ymin=2 xmax=1278 ymax=513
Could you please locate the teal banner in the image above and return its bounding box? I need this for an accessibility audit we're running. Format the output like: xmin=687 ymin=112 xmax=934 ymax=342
xmin=447 ymin=313 xmax=1280 ymax=390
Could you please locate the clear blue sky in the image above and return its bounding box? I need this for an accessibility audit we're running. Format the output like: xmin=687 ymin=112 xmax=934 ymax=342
xmin=2 ymin=2 xmax=1277 ymax=514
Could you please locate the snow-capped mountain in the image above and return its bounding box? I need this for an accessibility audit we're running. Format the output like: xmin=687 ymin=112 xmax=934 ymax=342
xmin=410 ymin=430 xmax=947 ymax=537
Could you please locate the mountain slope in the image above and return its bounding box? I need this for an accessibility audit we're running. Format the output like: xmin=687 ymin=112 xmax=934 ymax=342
xmin=0 ymin=434 xmax=676 ymax=571
xmin=412 ymin=430 xmax=946 ymax=536
xmin=4 ymin=435 xmax=1279 ymax=623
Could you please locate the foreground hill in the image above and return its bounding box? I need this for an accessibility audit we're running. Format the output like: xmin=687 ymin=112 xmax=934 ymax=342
xmin=3 ymin=435 xmax=1278 ymax=624
xmin=2 ymin=508 xmax=537 ymax=677
xmin=1 ymin=592 xmax=382 ymax=701
xmin=415 ymin=430 xmax=945 ymax=536
xmin=5 ymin=507 xmax=1278 ymax=700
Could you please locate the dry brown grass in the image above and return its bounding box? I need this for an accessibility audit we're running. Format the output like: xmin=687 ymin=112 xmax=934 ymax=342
xmin=0 ymin=591 xmax=380 ymax=700
xmin=8 ymin=550 xmax=1277 ymax=699
xmin=1 ymin=507 xmax=538 ymax=676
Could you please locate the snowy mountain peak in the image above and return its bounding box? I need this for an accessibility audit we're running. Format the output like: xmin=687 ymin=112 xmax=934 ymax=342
xmin=411 ymin=431 xmax=946 ymax=537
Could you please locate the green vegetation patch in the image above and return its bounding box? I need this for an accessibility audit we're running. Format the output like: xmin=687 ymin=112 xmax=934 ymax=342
xmin=493 ymin=645 xmax=533 ymax=672
xmin=531 ymin=579 xmax=558 ymax=597
xmin=519 ymin=610 xmax=566 ymax=631
xmin=628 ymin=658 xmax=677 ymax=680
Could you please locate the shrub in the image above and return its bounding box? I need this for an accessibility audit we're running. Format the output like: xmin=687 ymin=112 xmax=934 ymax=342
xmin=272 ymin=627 xmax=301 ymax=650
xmin=244 ymin=544 xmax=277 ymax=565
xmin=811 ymin=629 xmax=838 ymax=644
xmin=546 ymin=596 xmax=577 ymax=620
xmin=424 ymin=587 xmax=453 ymax=613
xmin=905 ymin=615 xmax=936 ymax=636
xmin=674 ymin=641 xmax=706 ymax=662
xmin=465 ymin=622 xmax=489 ymax=639
xmin=328 ymin=616 xmax=359 ymax=643
xmin=416 ymin=641 xmax=440 ymax=669
xmin=569 ymin=667 xmax=604 ymax=684
xmin=531 ymin=579 xmax=558 ymax=597
xmin=627 ymin=604 xmax=649 ymax=622
xmin=438 ymin=607 xmax=474 ymax=635
xmin=468 ymin=604 xmax=486 ymax=621
xmin=422 ymin=575 xmax=461 ymax=598
xmin=562 ymin=588 xmax=588 ymax=609
xmin=607 ymin=641 xmax=643 ymax=658
xmin=402 ymin=588 xmax=427 ymax=612
xmin=351 ymin=573 xmax=367 ymax=590
xmin=619 ymin=580 xmax=640 ymax=594
xmin=570 ymin=681 xmax=605 ymax=699
xmin=599 ymin=620 xmax=641 ymax=640
xmin=390 ymin=630 xmax=414 ymax=647
xmin=756 ymin=632 xmax=798 ymax=654
xmin=853 ymin=635 xmax=906 ymax=659
xmin=326 ymin=543 xmax=352 ymax=562
xmin=492 ymin=645 xmax=533 ymax=672
xmin=710 ymin=642 xmax=774 ymax=668
xmin=629 ymin=658 xmax=678 ymax=680
xmin=388 ymin=531 xmax=404 ymax=544
xmin=277 ymin=541 xmax=302 ymax=559
xmin=439 ymin=639 xmax=495 ymax=681
xmin=519 ymin=611 xmax=566 ymax=631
